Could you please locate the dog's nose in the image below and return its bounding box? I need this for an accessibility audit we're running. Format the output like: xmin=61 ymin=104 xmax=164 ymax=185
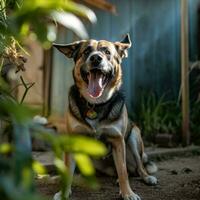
xmin=90 ymin=54 xmax=103 ymax=66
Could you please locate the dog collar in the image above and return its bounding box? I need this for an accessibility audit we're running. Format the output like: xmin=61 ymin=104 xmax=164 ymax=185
xmin=86 ymin=102 xmax=98 ymax=119
xmin=86 ymin=108 xmax=98 ymax=119
xmin=69 ymin=85 xmax=125 ymax=123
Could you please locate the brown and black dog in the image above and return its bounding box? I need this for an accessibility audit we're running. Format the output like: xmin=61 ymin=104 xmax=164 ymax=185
xmin=53 ymin=34 xmax=157 ymax=200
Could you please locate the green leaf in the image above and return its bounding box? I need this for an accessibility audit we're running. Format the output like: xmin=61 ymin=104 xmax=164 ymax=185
xmin=74 ymin=153 xmax=95 ymax=176
xmin=53 ymin=157 xmax=69 ymax=199
xmin=63 ymin=1 xmax=97 ymax=23
xmin=32 ymin=160 xmax=47 ymax=175
xmin=0 ymin=96 xmax=33 ymax=122
xmin=61 ymin=136 xmax=107 ymax=157
xmin=0 ymin=143 xmax=12 ymax=154
xmin=22 ymin=167 xmax=33 ymax=189
xmin=34 ymin=130 xmax=107 ymax=157
xmin=54 ymin=157 xmax=68 ymax=174
xmin=51 ymin=11 xmax=88 ymax=39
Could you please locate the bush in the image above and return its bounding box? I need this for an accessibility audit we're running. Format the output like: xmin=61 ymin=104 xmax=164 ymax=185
xmin=0 ymin=1 xmax=106 ymax=200
xmin=134 ymin=89 xmax=200 ymax=145
xmin=0 ymin=85 xmax=107 ymax=200
xmin=134 ymin=92 xmax=182 ymax=142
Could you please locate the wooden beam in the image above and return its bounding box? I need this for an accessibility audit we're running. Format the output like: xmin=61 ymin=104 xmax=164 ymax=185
xmin=43 ymin=48 xmax=53 ymax=117
xmin=181 ymin=0 xmax=190 ymax=146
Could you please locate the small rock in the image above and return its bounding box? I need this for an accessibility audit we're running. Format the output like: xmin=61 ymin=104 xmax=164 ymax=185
xmin=181 ymin=167 xmax=192 ymax=174
xmin=171 ymin=170 xmax=178 ymax=175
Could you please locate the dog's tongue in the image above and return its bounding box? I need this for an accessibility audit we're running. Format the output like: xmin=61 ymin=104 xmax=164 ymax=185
xmin=88 ymin=72 xmax=103 ymax=98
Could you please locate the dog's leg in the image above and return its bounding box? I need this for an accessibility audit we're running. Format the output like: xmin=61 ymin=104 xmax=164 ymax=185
xmin=127 ymin=127 xmax=157 ymax=185
xmin=111 ymin=137 xmax=141 ymax=200
xmin=64 ymin=153 xmax=76 ymax=195
xmin=53 ymin=153 xmax=76 ymax=200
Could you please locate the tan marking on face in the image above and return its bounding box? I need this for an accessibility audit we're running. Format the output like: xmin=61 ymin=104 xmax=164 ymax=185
xmin=98 ymin=40 xmax=115 ymax=49
xmin=73 ymin=40 xmax=98 ymax=90
xmin=97 ymin=41 xmax=122 ymax=90
xmin=80 ymin=40 xmax=98 ymax=54
xmin=111 ymin=62 xmax=122 ymax=89
xmin=74 ymin=58 xmax=85 ymax=90
xmin=98 ymin=41 xmax=117 ymax=56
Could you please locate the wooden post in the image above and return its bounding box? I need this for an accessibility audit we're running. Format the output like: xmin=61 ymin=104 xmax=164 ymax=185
xmin=181 ymin=0 xmax=190 ymax=146
xmin=43 ymin=48 xmax=53 ymax=117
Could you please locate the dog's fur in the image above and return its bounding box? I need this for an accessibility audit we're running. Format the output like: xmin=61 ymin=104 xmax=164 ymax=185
xmin=53 ymin=35 xmax=157 ymax=200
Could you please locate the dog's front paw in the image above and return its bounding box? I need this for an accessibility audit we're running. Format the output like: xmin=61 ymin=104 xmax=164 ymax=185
xmin=144 ymin=175 xmax=157 ymax=185
xmin=53 ymin=189 xmax=72 ymax=200
xmin=123 ymin=192 xmax=141 ymax=200
xmin=53 ymin=191 xmax=62 ymax=200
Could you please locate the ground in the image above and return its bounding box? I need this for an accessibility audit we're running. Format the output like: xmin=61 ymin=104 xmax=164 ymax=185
xmin=37 ymin=155 xmax=200 ymax=200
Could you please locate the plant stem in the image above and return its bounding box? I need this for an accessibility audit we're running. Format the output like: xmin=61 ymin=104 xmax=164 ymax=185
xmin=10 ymin=82 xmax=34 ymax=93
xmin=20 ymin=76 xmax=35 ymax=104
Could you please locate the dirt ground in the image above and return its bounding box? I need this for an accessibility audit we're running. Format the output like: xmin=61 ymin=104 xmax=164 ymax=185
xmin=37 ymin=155 xmax=200 ymax=200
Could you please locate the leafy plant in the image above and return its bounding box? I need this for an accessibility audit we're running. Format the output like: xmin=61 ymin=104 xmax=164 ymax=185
xmin=185 ymin=60 xmax=200 ymax=144
xmin=0 ymin=1 xmax=107 ymax=200
xmin=135 ymin=92 xmax=182 ymax=141
xmin=0 ymin=87 xmax=107 ymax=200
xmin=0 ymin=0 xmax=96 ymax=53
xmin=190 ymin=101 xmax=200 ymax=145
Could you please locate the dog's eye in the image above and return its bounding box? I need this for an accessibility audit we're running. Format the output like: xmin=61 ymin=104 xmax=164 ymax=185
xmin=83 ymin=47 xmax=92 ymax=56
xmin=100 ymin=47 xmax=111 ymax=56
xmin=105 ymin=49 xmax=111 ymax=55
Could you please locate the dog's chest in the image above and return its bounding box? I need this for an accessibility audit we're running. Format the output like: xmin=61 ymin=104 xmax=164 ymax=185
xmin=84 ymin=118 xmax=108 ymax=138
xmin=85 ymin=118 xmax=105 ymax=140
xmin=67 ymin=85 xmax=126 ymax=139
xmin=85 ymin=118 xmax=98 ymax=130
xmin=68 ymin=111 xmax=127 ymax=141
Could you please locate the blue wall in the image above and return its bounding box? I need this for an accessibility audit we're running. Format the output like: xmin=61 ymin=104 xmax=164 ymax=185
xmin=87 ymin=0 xmax=181 ymax=110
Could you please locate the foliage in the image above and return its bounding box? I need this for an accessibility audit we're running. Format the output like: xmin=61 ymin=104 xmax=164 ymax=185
xmin=135 ymin=92 xmax=182 ymax=141
xmin=188 ymin=61 xmax=200 ymax=145
xmin=135 ymin=87 xmax=200 ymax=145
xmin=0 ymin=87 xmax=107 ymax=200
xmin=0 ymin=0 xmax=96 ymax=53
xmin=0 ymin=1 xmax=106 ymax=200
xmin=190 ymin=101 xmax=200 ymax=145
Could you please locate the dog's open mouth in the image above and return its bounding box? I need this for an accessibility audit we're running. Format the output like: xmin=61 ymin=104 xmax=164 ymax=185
xmin=87 ymin=69 xmax=109 ymax=98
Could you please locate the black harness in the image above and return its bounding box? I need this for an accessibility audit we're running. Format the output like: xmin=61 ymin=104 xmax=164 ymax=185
xmin=68 ymin=85 xmax=133 ymax=145
xmin=68 ymin=85 xmax=125 ymax=124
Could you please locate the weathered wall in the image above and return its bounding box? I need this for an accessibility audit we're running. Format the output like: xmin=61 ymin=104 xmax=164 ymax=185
xmin=18 ymin=40 xmax=43 ymax=107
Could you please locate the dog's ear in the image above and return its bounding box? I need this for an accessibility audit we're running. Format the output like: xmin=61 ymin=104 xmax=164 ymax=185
xmin=114 ymin=34 xmax=132 ymax=58
xmin=53 ymin=41 xmax=83 ymax=59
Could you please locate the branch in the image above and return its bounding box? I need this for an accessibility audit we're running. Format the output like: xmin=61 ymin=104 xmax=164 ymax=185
xmin=20 ymin=76 xmax=35 ymax=104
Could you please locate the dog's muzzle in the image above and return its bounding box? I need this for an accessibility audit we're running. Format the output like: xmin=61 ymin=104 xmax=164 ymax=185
xmin=81 ymin=52 xmax=112 ymax=99
xmin=89 ymin=53 xmax=103 ymax=68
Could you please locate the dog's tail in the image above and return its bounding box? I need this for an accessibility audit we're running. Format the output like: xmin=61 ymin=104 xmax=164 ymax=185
xmin=142 ymin=153 xmax=158 ymax=174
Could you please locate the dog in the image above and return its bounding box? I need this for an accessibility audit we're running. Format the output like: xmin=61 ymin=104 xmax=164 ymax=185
xmin=53 ymin=34 xmax=157 ymax=200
